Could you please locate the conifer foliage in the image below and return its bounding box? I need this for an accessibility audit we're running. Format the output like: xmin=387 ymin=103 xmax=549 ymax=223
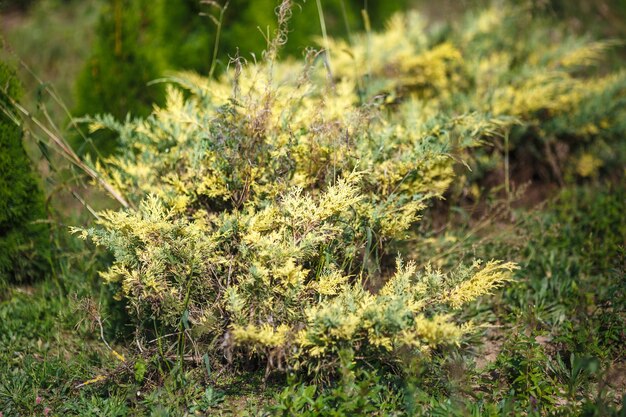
xmin=73 ymin=0 xmax=411 ymax=155
xmin=0 ymin=62 xmax=50 ymax=286
xmin=75 ymin=2 xmax=518 ymax=377
xmin=74 ymin=0 xmax=626 ymax=384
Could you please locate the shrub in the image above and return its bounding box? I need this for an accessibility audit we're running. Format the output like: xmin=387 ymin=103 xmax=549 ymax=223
xmin=0 ymin=61 xmax=50 ymax=286
xmin=73 ymin=0 xmax=165 ymax=155
xmin=74 ymin=3 xmax=517 ymax=379
xmin=324 ymin=5 xmax=626 ymax=187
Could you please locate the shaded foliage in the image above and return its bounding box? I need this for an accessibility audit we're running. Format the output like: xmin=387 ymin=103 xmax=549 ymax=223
xmin=0 ymin=61 xmax=49 ymax=286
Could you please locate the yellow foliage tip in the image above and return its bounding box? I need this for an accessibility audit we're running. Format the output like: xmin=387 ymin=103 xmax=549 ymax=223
xmin=112 ymin=350 xmax=126 ymax=362
xmin=76 ymin=374 xmax=107 ymax=389
xmin=231 ymin=323 xmax=290 ymax=348
xmin=444 ymin=260 xmax=519 ymax=309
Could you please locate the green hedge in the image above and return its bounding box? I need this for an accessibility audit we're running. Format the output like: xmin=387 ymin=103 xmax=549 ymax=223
xmin=0 ymin=62 xmax=50 ymax=286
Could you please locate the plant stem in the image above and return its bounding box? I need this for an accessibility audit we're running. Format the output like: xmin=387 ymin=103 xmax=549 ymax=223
xmin=316 ymin=0 xmax=332 ymax=73
xmin=209 ymin=1 xmax=229 ymax=79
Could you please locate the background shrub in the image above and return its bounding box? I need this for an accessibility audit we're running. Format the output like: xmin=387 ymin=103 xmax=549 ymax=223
xmin=73 ymin=0 xmax=165 ymax=155
xmin=0 ymin=61 xmax=50 ymax=286
xmin=324 ymin=4 xmax=626 ymax=192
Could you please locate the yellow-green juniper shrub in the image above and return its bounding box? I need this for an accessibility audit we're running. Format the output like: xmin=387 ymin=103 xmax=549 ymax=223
xmin=324 ymin=5 xmax=626 ymax=184
xmin=75 ymin=14 xmax=518 ymax=377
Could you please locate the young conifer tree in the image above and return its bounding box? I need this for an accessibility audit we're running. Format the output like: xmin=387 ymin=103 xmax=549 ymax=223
xmin=74 ymin=0 xmax=165 ymax=155
xmin=0 ymin=61 xmax=50 ymax=286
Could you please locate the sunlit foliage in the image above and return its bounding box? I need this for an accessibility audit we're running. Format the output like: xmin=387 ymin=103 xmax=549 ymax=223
xmin=74 ymin=3 xmax=521 ymax=378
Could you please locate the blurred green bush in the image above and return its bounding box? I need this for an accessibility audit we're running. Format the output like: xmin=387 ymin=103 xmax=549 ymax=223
xmin=73 ymin=0 xmax=165 ymax=155
xmin=0 ymin=61 xmax=50 ymax=286
xmin=73 ymin=0 xmax=519 ymax=378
